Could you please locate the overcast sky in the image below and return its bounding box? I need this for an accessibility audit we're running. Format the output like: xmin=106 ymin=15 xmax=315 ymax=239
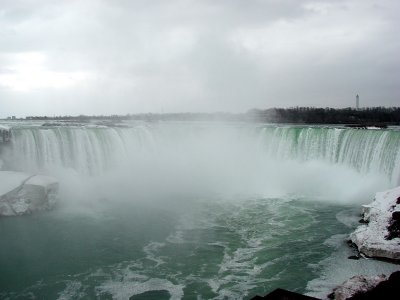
xmin=0 ymin=0 xmax=399 ymax=117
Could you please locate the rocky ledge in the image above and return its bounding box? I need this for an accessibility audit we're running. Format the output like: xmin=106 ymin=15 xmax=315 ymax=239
xmin=327 ymin=187 xmax=400 ymax=300
xmin=329 ymin=271 xmax=400 ymax=300
xmin=328 ymin=274 xmax=386 ymax=300
xmin=0 ymin=171 xmax=58 ymax=216
xmin=349 ymin=186 xmax=400 ymax=260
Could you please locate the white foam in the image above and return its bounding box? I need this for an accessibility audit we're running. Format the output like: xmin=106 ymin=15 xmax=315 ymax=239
xmin=96 ymin=278 xmax=184 ymax=300
xmin=143 ymin=241 xmax=166 ymax=267
xmin=335 ymin=209 xmax=360 ymax=228
xmin=323 ymin=234 xmax=349 ymax=249
xmin=57 ymin=281 xmax=83 ymax=300
xmin=166 ymin=230 xmax=185 ymax=244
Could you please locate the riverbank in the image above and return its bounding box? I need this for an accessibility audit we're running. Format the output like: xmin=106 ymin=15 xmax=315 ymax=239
xmin=350 ymin=186 xmax=400 ymax=261
xmin=329 ymin=187 xmax=400 ymax=299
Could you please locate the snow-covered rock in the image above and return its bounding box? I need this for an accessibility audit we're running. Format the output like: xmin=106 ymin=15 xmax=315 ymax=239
xmin=350 ymin=186 xmax=400 ymax=260
xmin=330 ymin=274 xmax=387 ymax=300
xmin=0 ymin=171 xmax=58 ymax=216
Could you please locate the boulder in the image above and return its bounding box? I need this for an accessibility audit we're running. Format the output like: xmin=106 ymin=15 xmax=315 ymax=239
xmin=329 ymin=275 xmax=386 ymax=300
xmin=0 ymin=171 xmax=58 ymax=216
xmin=350 ymin=186 xmax=400 ymax=260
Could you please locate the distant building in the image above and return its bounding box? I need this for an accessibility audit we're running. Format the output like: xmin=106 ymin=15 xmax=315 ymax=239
xmin=11 ymin=116 xmax=16 ymax=120
xmin=356 ymin=94 xmax=360 ymax=110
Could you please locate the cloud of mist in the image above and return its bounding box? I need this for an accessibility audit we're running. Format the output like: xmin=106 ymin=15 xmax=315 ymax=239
xmin=2 ymin=124 xmax=386 ymax=216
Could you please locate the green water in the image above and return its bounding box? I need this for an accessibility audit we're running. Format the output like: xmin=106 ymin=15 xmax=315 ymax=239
xmin=0 ymin=197 xmax=353 ymax=299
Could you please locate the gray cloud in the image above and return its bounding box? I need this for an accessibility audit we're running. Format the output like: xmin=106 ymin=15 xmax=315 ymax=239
xmin=0 ymin=0 xmax=399 ymax=117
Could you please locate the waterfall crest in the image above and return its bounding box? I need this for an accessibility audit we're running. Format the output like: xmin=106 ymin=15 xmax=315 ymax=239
xmin=6 ymin=126 xmax=155 ymax=174
xmin=4 ymin=124 xmax=400 ymax=185
xmin=258 ymin=126 xmax=400 ymax=185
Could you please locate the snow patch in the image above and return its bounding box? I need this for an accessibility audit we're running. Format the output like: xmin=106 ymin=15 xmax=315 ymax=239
xmin=0 ymin=171 xmax=58 ymax=216
xmin=350 ymin=186 xmax=400 ymax=260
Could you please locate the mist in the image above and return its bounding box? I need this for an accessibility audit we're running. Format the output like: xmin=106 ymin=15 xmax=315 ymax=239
xmin=3 ymin=123 xmax=393 ymax=216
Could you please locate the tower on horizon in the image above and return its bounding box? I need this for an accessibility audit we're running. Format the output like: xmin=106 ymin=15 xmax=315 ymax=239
xmin=356 ymin=94 xmax=360 ymax=110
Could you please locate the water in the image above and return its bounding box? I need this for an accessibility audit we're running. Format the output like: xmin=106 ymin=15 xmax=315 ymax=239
xmin=1 ymin=122 xmax=400 ymax=299
xmin=0 ymin=197 xmax=353 ymax=299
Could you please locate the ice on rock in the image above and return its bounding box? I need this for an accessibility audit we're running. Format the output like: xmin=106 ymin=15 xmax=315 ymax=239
xmin=0 ymin=171 xmax=58 ymax=216
xmin=350 ymin=186 xmax=400 ymax=260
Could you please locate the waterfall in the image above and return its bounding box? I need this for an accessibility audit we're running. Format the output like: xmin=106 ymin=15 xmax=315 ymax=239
xmin=3 ymin=124 xmax=400 ymax=186
xmin=258 ymin=126 xmax=400 ymax=185
xmin=6 ymin=125 xmax=156 ymax=174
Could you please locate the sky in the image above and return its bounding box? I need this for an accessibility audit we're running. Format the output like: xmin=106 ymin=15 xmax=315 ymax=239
xmin=0 ymin=0 xmax=399 ymax=117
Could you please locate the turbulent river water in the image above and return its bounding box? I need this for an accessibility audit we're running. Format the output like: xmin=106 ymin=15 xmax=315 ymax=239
xmin=1 ymin=122 xmax=400 ymax=299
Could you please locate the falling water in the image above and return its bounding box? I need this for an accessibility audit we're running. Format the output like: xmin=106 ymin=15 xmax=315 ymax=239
xmin=257 ymin=126 xmax=400 ymax=185
xmin=5 ymin=124 xmax=400 ymax=185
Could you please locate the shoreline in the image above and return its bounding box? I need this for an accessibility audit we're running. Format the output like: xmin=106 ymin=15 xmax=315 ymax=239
xmin=256 ymin=187 xmax=400 ymax=299
xmin=326 ymin=187 xmax=400 ymax=299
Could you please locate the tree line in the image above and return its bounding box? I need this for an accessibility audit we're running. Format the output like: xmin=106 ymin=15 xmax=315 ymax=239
xmin=22 ymin=107 xmax=400 ymax=125
xmin=246 ymin=107 xmax=400 ymax=125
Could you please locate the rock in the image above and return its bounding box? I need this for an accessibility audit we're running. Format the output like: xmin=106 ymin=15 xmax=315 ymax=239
xmin=349 ymin=271 xmax=400 ymax=299
xmin=387 ymin=211 xmax=400 ymax=240
xmin=330 ymin=274 xmax=386 ymax=300
xmin=347 ymin=255 xmax=360 ymax=260
xmin=251 ymin=288 xmax=320 ymax=299
xmin=129 ymin=290 xmax=170 ymax=300
xmin=392 ymin=211 xmax=400 ymax=221
xmin=350 ymin=186 xmax=400 ymax=261
xmin=0 ymin=171 xmax=58 ymax=216
xmin=386 ymin=218 xmax=400 ymax=240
